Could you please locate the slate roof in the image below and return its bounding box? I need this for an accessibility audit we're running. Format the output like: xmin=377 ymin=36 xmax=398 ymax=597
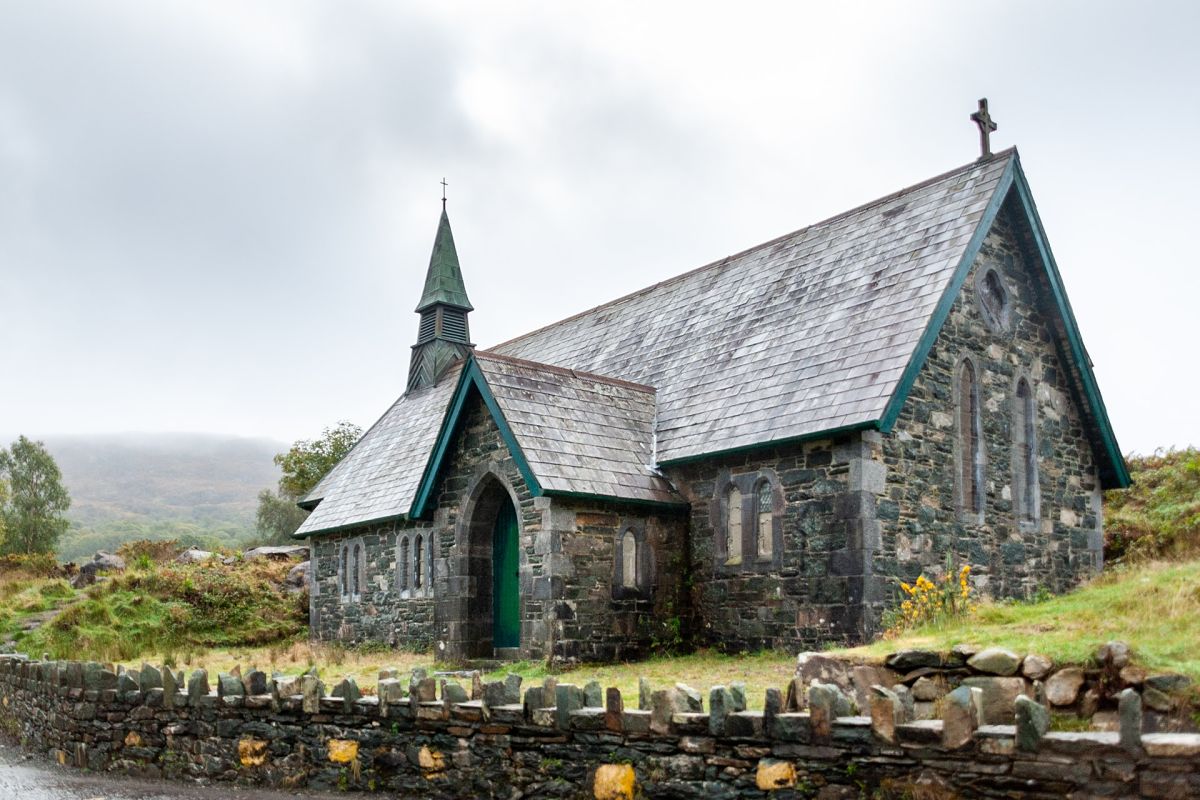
xmin=296 ymin=367 xmax=461 ymax=536
xmin=296 ymin=148 xmax=1126 ymax=537
xmin=491 ymin=153 xmax=1013 ymax=463
xmin=474 ymin=353 xmax=679 ymax=504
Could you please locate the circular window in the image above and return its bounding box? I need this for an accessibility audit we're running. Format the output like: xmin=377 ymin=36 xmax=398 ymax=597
xmin=976 ymin=268 xmax=1012 ymax=332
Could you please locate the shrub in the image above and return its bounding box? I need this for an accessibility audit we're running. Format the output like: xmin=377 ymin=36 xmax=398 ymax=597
xmin=1105 ymin=448 xmax=1200 ymax=562
xmin=882 ymin=564 xmax=975 ymax=637
xmin=116 ymin=539 xmax=182 ymax=565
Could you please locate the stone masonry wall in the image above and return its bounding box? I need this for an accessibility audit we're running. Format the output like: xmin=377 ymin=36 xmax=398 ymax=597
xmin=310 ymin=392 xmax=687 ymax=663
xmin=667 ymin=435 xmax=884 ymax=653
xmin=877 ymin=201 xmax=1104 ymax=605
xmin=1 ymin=653 xmax=1196 ymax=799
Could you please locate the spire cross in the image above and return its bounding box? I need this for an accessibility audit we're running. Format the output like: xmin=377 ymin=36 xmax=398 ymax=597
xmin=440 ymin=178 xmax=448 ymax=209
xmin=970 ymin=98 xmax=998 ymax=159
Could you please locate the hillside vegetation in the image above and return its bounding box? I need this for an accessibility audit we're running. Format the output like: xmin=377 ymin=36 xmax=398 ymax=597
xmin=32 ymin=433 xmax=285 ymax=561
xmin=0 ymin=544 xmax=306 ymax=663
xmin=1104 ymin=447 xmax=1200 ymax=562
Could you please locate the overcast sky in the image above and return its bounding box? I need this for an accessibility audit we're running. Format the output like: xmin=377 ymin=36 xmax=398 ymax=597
xmin=2 ymin=1 xmax=1196 ymax=455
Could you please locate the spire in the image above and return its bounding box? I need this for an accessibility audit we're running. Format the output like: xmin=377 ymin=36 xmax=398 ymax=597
xmin=415 ymin=208 xmax=473 ymax=313
xmin=408 ymin=202 xmax=474 ymax=392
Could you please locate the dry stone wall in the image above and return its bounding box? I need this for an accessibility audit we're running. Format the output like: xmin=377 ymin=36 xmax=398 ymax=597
xmin=1 ymin=653 xmax=1196 ymax=799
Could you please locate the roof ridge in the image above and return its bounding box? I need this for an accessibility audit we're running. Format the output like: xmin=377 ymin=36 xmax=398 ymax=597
xmin=474 ymin=351 xmax=657 ymax=394
xmin=488 ymin=149 xmax=1016 ymax=353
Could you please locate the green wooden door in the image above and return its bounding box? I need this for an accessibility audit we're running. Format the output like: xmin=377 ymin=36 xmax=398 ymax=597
xmin=492 ymin=502 xmax=520 ymax=648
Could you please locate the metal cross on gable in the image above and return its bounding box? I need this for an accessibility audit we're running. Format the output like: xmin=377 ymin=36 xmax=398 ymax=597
xmin=970 ymin=98 xmax=998 ymax=159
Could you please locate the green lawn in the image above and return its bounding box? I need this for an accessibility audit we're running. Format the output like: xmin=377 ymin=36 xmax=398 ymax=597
xmin=836 ymin=559 xmax=1200 ymax=681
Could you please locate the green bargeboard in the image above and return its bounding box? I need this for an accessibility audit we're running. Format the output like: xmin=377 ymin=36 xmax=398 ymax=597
xmin=492 ymin=501 xmax=520 ymax=648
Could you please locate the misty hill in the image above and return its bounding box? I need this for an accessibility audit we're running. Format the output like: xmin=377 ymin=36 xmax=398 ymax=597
xmin=15 ymin=433 xmax=287 ymax=561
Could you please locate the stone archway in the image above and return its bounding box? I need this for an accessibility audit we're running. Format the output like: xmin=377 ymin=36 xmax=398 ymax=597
xmin=457 ymin=466 xmax=522 ymax=658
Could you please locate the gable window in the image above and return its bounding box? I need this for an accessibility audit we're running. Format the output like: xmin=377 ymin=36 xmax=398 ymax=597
xmin=755 ymin=480 xmax=774 ymax=558
xmin=1013 ymin=378 xmax=1039 ymax=523
xmin=977 ymin=267 xmax=1012 ymax=332
xmin=621 ymin=529 xmax=638 ymax=588
xmin=957 ymin=359 xmax=985 ymax=519
xmin=725 ymin=486 xmax=743 ymax=565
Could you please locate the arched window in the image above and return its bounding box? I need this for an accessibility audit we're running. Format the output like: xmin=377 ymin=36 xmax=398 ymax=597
xmin=726 ymin=486 xmax=743 ymax=564
xmin=340 ymin=544 xmax=349 ymax=598
xmin=414 ymin=534 xmax=424 ymax=589
xmin=756 ymin=480 xmax=774 ymax=558
xmin=958 ymin=360 xmax=984 ymax=517
xmin=399 ymin=537 xmax=410 ymax=590
xmin=350 ymin=542 xmax=361 ymax=598
xmin=621 ymin=529 xmax=638 ymax=588
xmin=1014 ymin=379 xmax=1038 ymax=522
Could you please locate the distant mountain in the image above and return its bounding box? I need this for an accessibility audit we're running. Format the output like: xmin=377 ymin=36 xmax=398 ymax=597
xmin=6 ymin=433 xmax=287 ymax=561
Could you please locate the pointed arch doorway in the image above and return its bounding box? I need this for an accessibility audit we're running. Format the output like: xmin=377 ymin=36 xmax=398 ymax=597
xmin=459 ymin=470 xmax=523 ymax=658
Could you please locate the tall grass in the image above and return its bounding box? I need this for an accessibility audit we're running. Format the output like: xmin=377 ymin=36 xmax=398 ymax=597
xmin=1106 ymin=448 xmax=1200 ymax=562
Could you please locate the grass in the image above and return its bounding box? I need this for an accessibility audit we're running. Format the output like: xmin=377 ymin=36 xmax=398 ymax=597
xmin=18 ymin=558 xmax=307 ymax=662
xmin=124 ymin=644 xmax=795 ymax=710
xmin=837 ymin=558 xmax=1200 ymax=681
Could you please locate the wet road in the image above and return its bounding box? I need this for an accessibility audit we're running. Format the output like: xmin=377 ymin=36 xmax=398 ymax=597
xmin=0 ymin=744 xmax=350 ymax=800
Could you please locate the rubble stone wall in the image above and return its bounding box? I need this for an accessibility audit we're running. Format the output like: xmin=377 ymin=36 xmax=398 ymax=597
xmin=2 ymin=654 xmax=1195 ymax=799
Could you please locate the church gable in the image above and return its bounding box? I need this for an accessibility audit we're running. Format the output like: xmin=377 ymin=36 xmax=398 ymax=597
xmin=878 ymin=197 xmax=1110 ymax=597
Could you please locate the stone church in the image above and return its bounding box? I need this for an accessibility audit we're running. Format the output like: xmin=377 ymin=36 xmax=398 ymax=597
xmin=295 ymin=142 xmax=1129 ymax=663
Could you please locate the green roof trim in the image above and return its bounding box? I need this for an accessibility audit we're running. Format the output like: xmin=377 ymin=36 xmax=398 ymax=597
xmin=658 ymin=420 xmax=879 ymax=468
xmin=876 ymin=152 xmax=1130 ymax=489
xmin=408 ymin=355 xmax=542 ymax=518
xmin=415 ymin=209 xmax=473 ymax=313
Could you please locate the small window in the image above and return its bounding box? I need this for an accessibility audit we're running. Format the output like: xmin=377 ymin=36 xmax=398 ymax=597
xmin=621 ymin=529 xmax=637 ymax=588
xmin=756 ymin=481 xmax=774 ymax=558
xmin=414 ymin=534 xmax=424 ymax=589
xmin=351 ymin=543 xmax=361 ymax=597
xmin=1014 ymin=379 xmax=1039 ymax=522
xmin=978 ymin=268 xmax=1012 ymax=332
xmin=958 ymin=360 xmax=984 ymax=517
xmin=399 ymin=537 xmax=410 ymax=590
xmin=726 ymin=486 xmax=743 ymax=565
xmin=340 ymin=545 xmax=349 ymax=597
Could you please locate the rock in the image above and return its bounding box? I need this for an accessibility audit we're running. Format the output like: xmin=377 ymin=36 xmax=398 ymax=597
xmin=176 ymin=548 xmax=215 ymax=564
xmin=961 ymin=676 xmax=1026 ymax=725
xmin=868 ymin=686 xmax=902 ymax=744
xmin=442 ymin=680 xmax=468 ymax=704
xmin=1117 ymin=664 xmax=1147 ymax=686
xmin=242 ymin=669 xmax=268 ymax=696
xmin=92 ymin=551 xmax=126 ymax=571
xmin=849 ymin=664 xmax=894 ymax=712
xmin=1118 ymin=688 xmax=1142 ymax=749
xmin=807 ymin=682 xmax=850 ymax=738
xmin=503 ymin=673 xmax=522 ymax=704
xmin=70 ymin=552 xmax=127 ymax=588
xmin=1078 ymin=687 xmax=1102 ymax=718
xmin=332 ymin=678 xmax=361 ymax=712
xmin=583 ymin=680 xmax=603 ymax=708
xmin=1145 ymin=673 xmax=1192 ymax=693
xmin=948 ymin=643 xmax=980 ymax=665
xmin=795 ymin=652 xmax=851 ymax=686
xmin=708 ymin=686 xmax=733 ymax=736
xmin=1142 ymin=686 xmax=1173 ymax=712
xmin=1022 ymin=654 xmax=1053 ymax=680
xmin=285 ymin=561 xmax=310 ymax=590
xmin=139 ymin=663 xmax=163 ymax=690
xmin=1096 ymin=641 xmax=1132 ymax=669
xmin=187 ymin=669 xmax=209 ymax=701
xmin=911 ymin=676 xmax=945 ymax=702
xmin=638 ymin=677 xmax=651 ymax=710
xmin=674 ymin=682 xmax=702 ymax=712
xmin=243 ymin=545 xmax=309 ymax=561
xmin=1044 ymin=667 xmax=1086 ymax=706
xmin=1014 ymin=695 xmax=1049 ymax=751
xmin=885 ymin=649 xmax=942 ymax=672
xmin=217 ymin=673 xmax=245 ymax=698
xmin=942 ymin=686 xmax=982 ymax=749
xmin=729 ymin=681 xmax=747 ymax=712
xmin=967 ymin=647 xmax=1022 ymax=676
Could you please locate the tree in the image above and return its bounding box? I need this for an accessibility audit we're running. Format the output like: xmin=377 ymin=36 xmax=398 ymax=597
xmin=256 ymin=421 xmax=362 ymax=543
xmin=0 ymin=436 xmax=72 ymax=555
